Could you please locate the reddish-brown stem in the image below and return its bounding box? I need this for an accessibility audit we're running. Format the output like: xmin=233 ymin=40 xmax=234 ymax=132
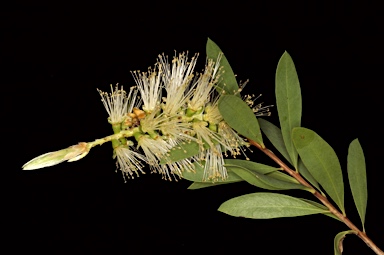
xmin=248 ymin=139 xmax=383 ymax=255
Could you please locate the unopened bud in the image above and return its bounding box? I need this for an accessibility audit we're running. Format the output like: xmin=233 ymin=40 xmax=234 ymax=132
xmin=22 ymin=142 xmax=89 ymax=170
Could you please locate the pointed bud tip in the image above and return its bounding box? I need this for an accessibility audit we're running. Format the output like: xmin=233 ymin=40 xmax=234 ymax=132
xmin=21 ymin=142 xmax=89 ymax=171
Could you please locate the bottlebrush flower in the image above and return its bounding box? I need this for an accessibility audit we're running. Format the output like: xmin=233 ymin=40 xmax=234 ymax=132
xmin=243 ymin=93 xmax=272 ymax=117
xmin=159 ymin=52 xmax=198 ymax=116
xmin=131 ymin=67 xmax=162 ymax=113
xmin=126 ymin=51 xmax=250 ymax=181
xmin=114 ymin=145 xmax=147 ymax=182
xmin=98 ymin=85 xmax=139 ymax=125
xmin=200 ymin=144 xmax=227 ymax=181
xmin=217 ymin=121 xmax=249 ymax=159
xmin=22 ymin=50 xmax=270 ymax=184
xmin=136 ymin=135 xmax=172 ymax=177
xmin=188 ymin=54 xmax=222 ymax=112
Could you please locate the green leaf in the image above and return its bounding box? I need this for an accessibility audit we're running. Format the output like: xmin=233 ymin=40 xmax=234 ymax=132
xmin=160 ymin=141 xmax=200 ymax=164
xmin=188 ymin=182 xmax=216 ymax=189
xmin=275 ymin=51 xmax=302 ymax=169
xmin=229 ymin=165 xmax=308 ymax=191
xmin=227 ymin=165 xmax=280 ymax=190
xmin=347 ymin=139 xmax=367 ymax=231
xmin=206 ymin=38 xmax=239 ymax=95
xmin=298 ymin=159 xmax=322 ymax=194
xmin=224 ymin=159 xmax=300 ymax=185
xmin=292 ymin=127 xmax=345 ymax=214
xmin=218 ymin=193 xmax=328 ymax=219
xmin=218 ymin=95 xmax=263 ymax=145
xmin=257 ymin=119 xmax=316 ymax=188
xmin=187 ymin=181 xmax=239 ymax=189
xmin=298 ymin=198 xmax=341 ymax=222
xmin=181 ymin=162 xmax=243 ymax=183
xmin=260 ymin=172 xmax=307 ymax=191
xmin=258 ymin=118 xmax=292 ymax=165
xmin=224 ymin=159 xmax=280 ymax=174
xmin=334 ymin=230 xmax=356 ymax=255
xmin=266 ymin=171 xmax=299 ymax=184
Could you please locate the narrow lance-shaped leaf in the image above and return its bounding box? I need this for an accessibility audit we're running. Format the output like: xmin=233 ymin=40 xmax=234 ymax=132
xmin=224 ymin=159 xmax=280 ymax=174
xmin=229 ymin=165 xmax=310 ymax=191
xmin=266 ymin=171 xmax=300 ymax=184
xmin=258 ymin=118 xmax=321 ymax=191
xmin=275 ymin=51 xmax=301 ymax=168
xmin=219 ymin=95 xmax=263 ymax=145
xmin=298 ymin=198 xmax=341 ymax=222
xmin=292 ymin=127 xmax=345 ymax=214
xmin=347 ymin=139 xmax=367 ymax=231
xmin=188 ymin=160 xmax=296 ymax=190
xmin=206 ymin=38 xmax=239 ymax=95
xmin=298 ymin=159 xmax=322 ymax=194
xmin=182 ymin=162 xmax=243 ymax=183
xmin=334 ymin=230 xmax=356 ymax=255
xmin=218 ymin=193 xmax=328 ymax=219
xmin=258 ymin=118 xmax=292 ymax=165
xmin=224 ymin=159 xmax=300 ymax=185
xmin=188 ymin=181 xmax=239 ymax=190
xmin=227 ymin=165 xmax=278 ymax=190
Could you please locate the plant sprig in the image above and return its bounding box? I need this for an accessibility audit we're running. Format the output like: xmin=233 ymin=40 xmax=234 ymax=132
xmin=22 ymin=38 xmax=383 ymax=254
xmin=194 ymin=39 xmax=382 ymax=255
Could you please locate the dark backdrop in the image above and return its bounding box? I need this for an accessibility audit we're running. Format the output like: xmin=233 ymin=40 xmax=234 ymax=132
xmin=4 ymin=2 xmax=383 ymax=254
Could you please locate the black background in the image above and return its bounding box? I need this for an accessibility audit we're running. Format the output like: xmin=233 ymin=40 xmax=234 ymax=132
xmin=4 ymin=1 xmax=383 ymax=254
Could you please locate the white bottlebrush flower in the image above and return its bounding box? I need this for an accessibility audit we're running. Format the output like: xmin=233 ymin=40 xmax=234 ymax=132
xmin=203 ymin=101 xmax=223 ymax=125
xmin=158 ymin=52 xmax=198 ymax=116
xmin=188 ymin=53 xmax=222 ymax=112
xmin=114 ymin=146 xmax=147 ymax=182
xmin=192 ymin=120 xmax=222 ymax=152
xmin=242 ymin=90 xmax=273 ymax=117
xmin=138 ymin=135 xmax=195 ymax=180
xmin=217 ymin=121 xmax=249 ymax=159
xmin=138 ymin=135 xmax=171 ymax=173
xmin=192 ymin=120 xmax=248 ymax=181
xmin=198 ymin=144 xmax=227 ymax=181
xmin=140 ymin=108 xmax=195 ymax=143
xmin=131 ymin=66 xmax=162 ymax=113
xmin=163 ymin=156 xmax=195 ymax=180
xmin=164 ymin=138 xmax=196 ymax=173
xmin=98 ymin=85 xmax=139 ymax=124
